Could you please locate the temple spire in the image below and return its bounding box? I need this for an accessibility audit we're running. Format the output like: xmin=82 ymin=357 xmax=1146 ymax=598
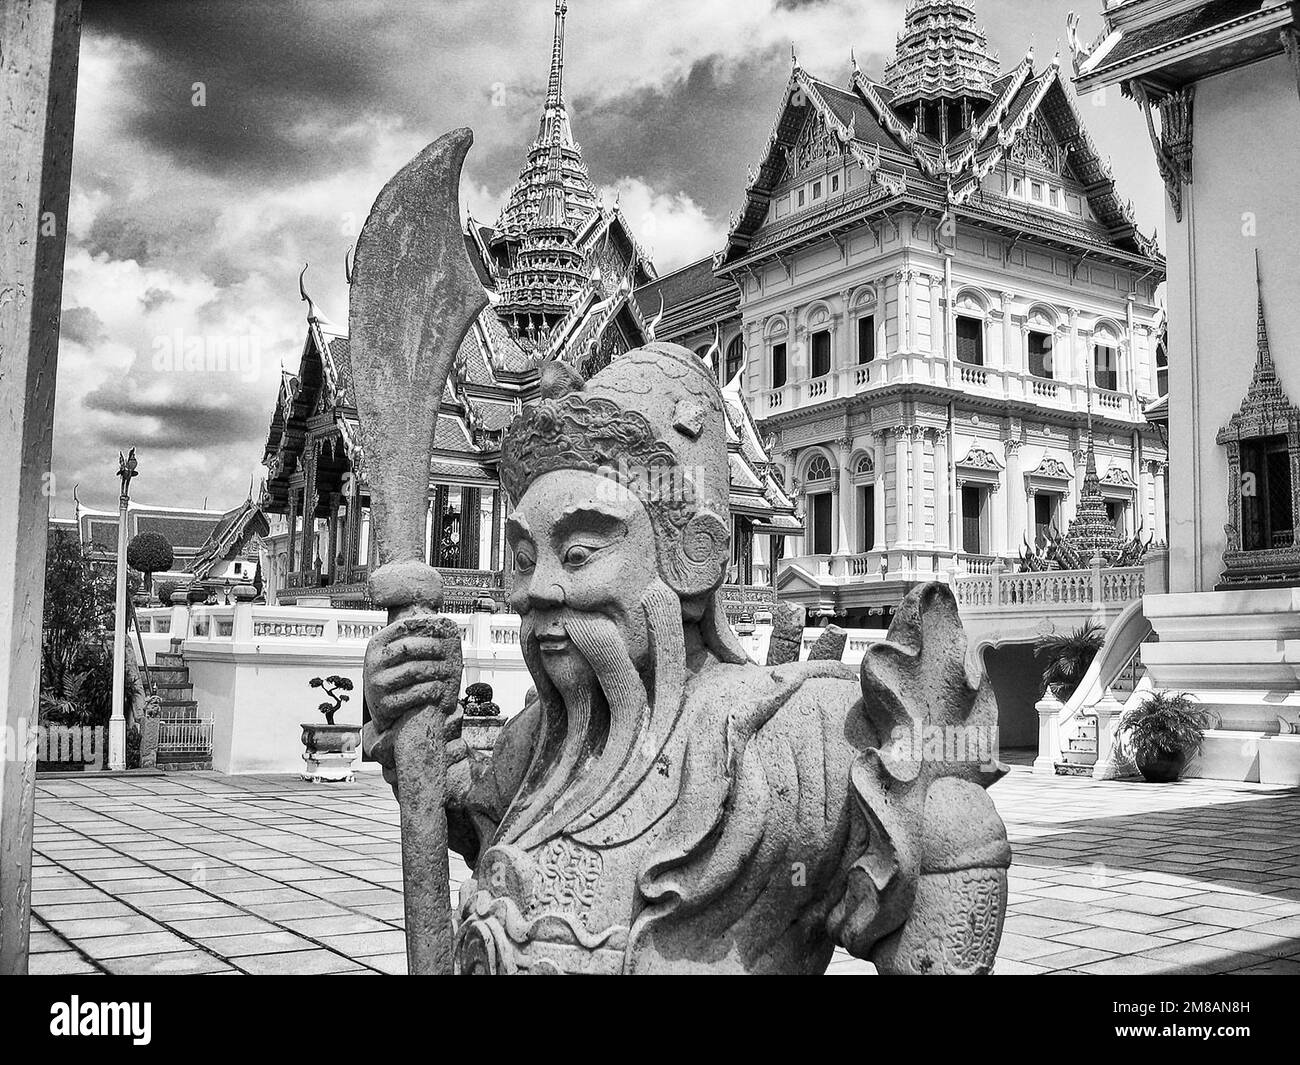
xmin=1256 ymin=250 xmax=1272 ymax=369
xmin=546 ymin=0 xmax=568 ymax=112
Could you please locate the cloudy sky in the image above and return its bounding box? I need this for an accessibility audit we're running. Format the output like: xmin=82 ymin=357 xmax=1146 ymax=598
xmin=57 ymin=0 xmax=1163 ymax=514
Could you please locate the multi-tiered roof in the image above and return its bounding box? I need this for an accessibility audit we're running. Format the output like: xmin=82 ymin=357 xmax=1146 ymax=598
xmin=718 ymin=0 xmax=1162 ymax=269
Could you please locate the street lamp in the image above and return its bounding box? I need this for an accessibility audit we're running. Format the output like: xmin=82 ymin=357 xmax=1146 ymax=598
xmin=108 ymin=448 xmax=137 ymax=771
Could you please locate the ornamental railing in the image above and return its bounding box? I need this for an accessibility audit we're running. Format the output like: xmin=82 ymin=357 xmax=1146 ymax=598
xmin=954 ymin=561 xmax=1144 ymax=613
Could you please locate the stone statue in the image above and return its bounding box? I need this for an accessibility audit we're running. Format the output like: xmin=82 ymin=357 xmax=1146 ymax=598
xmin=362 ymin=342 xmax=1010 ymax=975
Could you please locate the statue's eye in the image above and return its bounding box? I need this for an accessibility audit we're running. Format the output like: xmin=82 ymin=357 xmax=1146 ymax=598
xmin=515 ymin=552 xmax=536 ymax=574
xmin=563 ymin=544 xmax=595 ymax=567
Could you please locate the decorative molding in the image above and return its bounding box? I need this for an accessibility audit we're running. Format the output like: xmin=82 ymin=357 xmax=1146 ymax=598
xmin=1100 ymin=466 xmax=1137 ymax=490
xmin=957 ymin=447 xmax=1005 ymax=473
xmin=1027 ymin=456 xmax=1073 ymax=484
xmin=1134 ymin=83 xmax=1194 ymax=223
xmin=1217 ymin=275 xmax=1300 ymax=585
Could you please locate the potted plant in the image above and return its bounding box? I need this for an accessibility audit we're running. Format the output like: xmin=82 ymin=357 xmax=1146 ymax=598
xmin=1120 ymin=691 xmax=1208 ymax=783
xmin=1034 ymin=622 xmax=1104 ymax=702
xmin=300 ymin=674 xmax=359 ymax=782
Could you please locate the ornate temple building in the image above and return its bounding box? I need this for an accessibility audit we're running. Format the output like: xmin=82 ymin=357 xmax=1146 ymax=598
xmin=1072 ymin=0 xmax=1300 ymax=783
xmin=259 ymin=0 xmax=796 ymax=614
xmin=646 ymin=0 xmax=1169 ymax=624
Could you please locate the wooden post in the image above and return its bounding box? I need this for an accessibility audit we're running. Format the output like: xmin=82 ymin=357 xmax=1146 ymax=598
xmin=0 ymin=0 xmax=82 ymax=975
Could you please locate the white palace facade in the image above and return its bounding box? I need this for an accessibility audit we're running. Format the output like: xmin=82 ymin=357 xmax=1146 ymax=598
xmin=674 ymin=0 xmax=1170 ymax=624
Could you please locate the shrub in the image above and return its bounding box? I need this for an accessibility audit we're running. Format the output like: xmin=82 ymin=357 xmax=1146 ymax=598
xmin=1035 ymin=622 xmax=1104 ymax=701
xmin=127 ymin=532 xmax=174 ymax=598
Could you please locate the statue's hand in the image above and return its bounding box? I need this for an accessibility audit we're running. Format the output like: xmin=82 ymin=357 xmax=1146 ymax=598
xmin=361 ymin=617 xmax=468 ymax=797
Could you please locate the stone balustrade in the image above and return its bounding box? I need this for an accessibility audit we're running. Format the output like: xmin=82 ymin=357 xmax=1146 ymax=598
xmin=758 ymin=352 xmax=1141 ymax=421
xmin=954 ymin=560 xmax=1145 ymax=613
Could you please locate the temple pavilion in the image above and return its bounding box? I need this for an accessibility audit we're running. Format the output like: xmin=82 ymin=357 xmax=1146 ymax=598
xmin=259 ymin=0 xmax=798 ymax=614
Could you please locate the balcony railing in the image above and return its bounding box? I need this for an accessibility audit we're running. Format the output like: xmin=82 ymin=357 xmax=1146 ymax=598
xmin=758 ymin=354 xmax=1142 ymax=421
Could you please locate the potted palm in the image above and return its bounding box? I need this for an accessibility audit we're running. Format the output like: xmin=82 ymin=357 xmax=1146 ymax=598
xmin=300 ymin=674 xmax=359 ymax=782
xmin=1119 ymin=691 xmax=1208 ymax=783
xmin=1035 ymin=622 xmax=1104 ymax=702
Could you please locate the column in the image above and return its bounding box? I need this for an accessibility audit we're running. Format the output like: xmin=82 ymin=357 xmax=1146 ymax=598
xmin=836 ymin=438 xmax=853 ymax=554
xmin=910 ymin=427 xmax=926 ymax=545
xmin=1001 ymin=292 xmax=1018 ymax=370
xmin=424 ymin=496 xmax=434 ymax=566
xmin=301 ymin=445 xmax=318 ymax=575
xmin=872 ymin=432 xmax=888 ymax=550
xmin=894 ymin=428 xmax=911 ymax=545
xmin=991 ymin=484 xmax=1008 ymax=557
xmin=489 ymin=488 xmax=503 ymax=571
xmin=285 ymin=487 xmax=298 ymax=574
xmin=1154 ymin=461 xmax=1168 ymax=544
xmin=2 ymin=0 xmax=81 ymax=975
xmin=933 ymin=429 xmax=950 ymax=550
xmin=1005 ymin=440 xmax=1026 ymax=552
xmin=326 ymin=493 xmax=339 ymax=582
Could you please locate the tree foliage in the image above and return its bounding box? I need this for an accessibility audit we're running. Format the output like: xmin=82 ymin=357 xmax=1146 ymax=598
xmin=1034 ymin=622 xmax=1104 ymax=701
xmin=127 ymin=531 xmax=174 ymax=585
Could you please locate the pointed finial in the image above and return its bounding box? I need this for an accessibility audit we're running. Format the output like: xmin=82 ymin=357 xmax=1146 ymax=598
xmin=546 ymin=0 xmax=569 ymax=110
xmin=1256 ymin=249 xmax=1272 ymax=367
xmin=344 ymin=244 xmax=354 ymax=285
xmin=791 ymin=43 xmax=799 ymax=70
xmin=646 ymin=292 xmax=665 ymax=343
xmin=299 ymin=263 xmax=319 ymax=321
xmin=851 ymin=47 xmax=860 ymax=74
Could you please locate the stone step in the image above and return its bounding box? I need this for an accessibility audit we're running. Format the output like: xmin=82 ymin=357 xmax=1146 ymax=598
xmin=155 ymin=653 xmax=185 ymax=667
xmin=149 ymin=667 xmax=188 ymax=681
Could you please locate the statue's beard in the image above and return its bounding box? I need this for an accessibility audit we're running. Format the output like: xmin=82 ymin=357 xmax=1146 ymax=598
xmin=498 ymin=578 xmax=686 ymax=850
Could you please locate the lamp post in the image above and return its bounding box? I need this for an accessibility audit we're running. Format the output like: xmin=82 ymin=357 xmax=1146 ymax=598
xmin=108 ymin=448 xmax=137 ymax=771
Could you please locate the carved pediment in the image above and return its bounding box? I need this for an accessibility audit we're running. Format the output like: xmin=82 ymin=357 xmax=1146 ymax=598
xmin=957 ymin=447 xmax=1004 ymax=472
xmin=1100 ymin=466 xmax=1136 ymax=489
xmin=1028 ymin=456 xmax=1073 ymax=483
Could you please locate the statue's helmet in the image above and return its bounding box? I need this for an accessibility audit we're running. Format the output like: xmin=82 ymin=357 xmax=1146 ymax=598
xmin=501 ymin=343 xmax=731 ymax=604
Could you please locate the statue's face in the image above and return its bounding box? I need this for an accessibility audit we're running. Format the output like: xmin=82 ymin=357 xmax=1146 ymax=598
xmin=506 ymin=470 xmax=658 ymax=677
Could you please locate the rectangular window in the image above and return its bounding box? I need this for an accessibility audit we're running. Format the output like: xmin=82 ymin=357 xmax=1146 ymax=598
xmin=1241 ymin=434 xmax=1295 ymax=551
xmin=859 ymin=486 xmax=875 ymax=553
xmin=857 ymin=315 xmax=876 ymax=364
xmin=831 ymin=174 xmax=840 ymax=193
xmin=1034 ymin=493 xmax=1059 ymax=546
xmin=797 ymin=189 xmax=806 ymax=208
xmin=1012 ymin=176 xmax=1024 ymax=196
xmin=813 ymin=181 xmax=823 ymax=200
xmin=1049 ymin=187 xmax=1060 ymax=208
xmin=811 ymin=330 xmax=832 ymax=378
xmin=1031 ymin=183 xmax=1044 ymax=202
xmin=1094 ymin=344 xmax=1118 ymax=391
xmin=962 ymin=486 xmax=984 ymax=555
xmin=1105 ymin=499 xmax=1129 ymax=537
xmin=1029 ymin=331 xmax=1054 ymax=378
xmin=772 ymin=342 xmax=788 ymax=388
xmin=811 ymin=493 xmax=834 ymax=555
xmin=956 ymin=316 xmax=984 ymax=366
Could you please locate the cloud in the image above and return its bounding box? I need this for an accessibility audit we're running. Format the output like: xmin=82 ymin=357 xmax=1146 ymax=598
xmin=602 ymin=177 xmax=725 ymax=273
xmin=57 ymin=0 xmax=1163 ymax=516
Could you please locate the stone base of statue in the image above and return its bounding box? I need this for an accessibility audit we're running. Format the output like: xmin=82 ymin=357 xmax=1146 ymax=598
xmin=462 ymin=715 xmax=505 ymax=753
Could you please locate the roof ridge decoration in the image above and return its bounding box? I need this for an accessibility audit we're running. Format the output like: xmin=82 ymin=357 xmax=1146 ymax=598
xmin=883 ymin=0 xmax=1001 ymax=106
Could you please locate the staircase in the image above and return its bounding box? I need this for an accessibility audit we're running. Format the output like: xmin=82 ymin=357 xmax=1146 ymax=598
xmin=1056 ymin=714 xmax=1099 ymax=775
xmin=151 ymin=639 xmax=213 ymax=770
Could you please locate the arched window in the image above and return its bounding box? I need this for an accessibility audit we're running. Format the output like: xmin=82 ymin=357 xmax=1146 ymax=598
xmin=1093 ymin=324 xmax=1122 ymax=391
xmin=806 ymin=454 xmax=833 ymax=483
xmin=724 ymin=335 xmax=744 ymax=384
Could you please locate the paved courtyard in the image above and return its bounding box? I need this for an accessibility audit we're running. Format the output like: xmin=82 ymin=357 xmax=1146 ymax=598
xmin=26 ymin=766 xmax=1300 ymax=975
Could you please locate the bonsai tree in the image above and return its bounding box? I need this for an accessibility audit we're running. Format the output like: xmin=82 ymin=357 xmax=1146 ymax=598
xmin=1120 ymin=691 xmax=1208 ymax=782
xmin=155 ymin=580 xmax=179 ymax=607
xmin=1034 ymin=622 xmax=1104 ymax=702
xmin=127 ymin=531 xmax=174 ymax=601
xmin=309 ymin=674 xmax=354 ymax=725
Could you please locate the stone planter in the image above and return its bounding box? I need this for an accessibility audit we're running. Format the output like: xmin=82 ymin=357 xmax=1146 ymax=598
xmin=300 ymin=722 xmax=362 ymax=782
xmin=462 ymin=714 xmax=506 ymax=753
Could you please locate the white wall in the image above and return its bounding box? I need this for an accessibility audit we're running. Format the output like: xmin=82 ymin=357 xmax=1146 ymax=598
xmin=1166 ymin=54 xmax=1300 ymax=592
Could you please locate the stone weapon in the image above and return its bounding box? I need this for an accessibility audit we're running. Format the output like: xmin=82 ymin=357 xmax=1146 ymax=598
xmin=348 ymin=129 xmax=488 ymax=974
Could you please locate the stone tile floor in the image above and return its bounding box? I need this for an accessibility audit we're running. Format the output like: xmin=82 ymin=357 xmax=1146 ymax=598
xmin=26 ymin=766 xmax=1300 ymax=975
